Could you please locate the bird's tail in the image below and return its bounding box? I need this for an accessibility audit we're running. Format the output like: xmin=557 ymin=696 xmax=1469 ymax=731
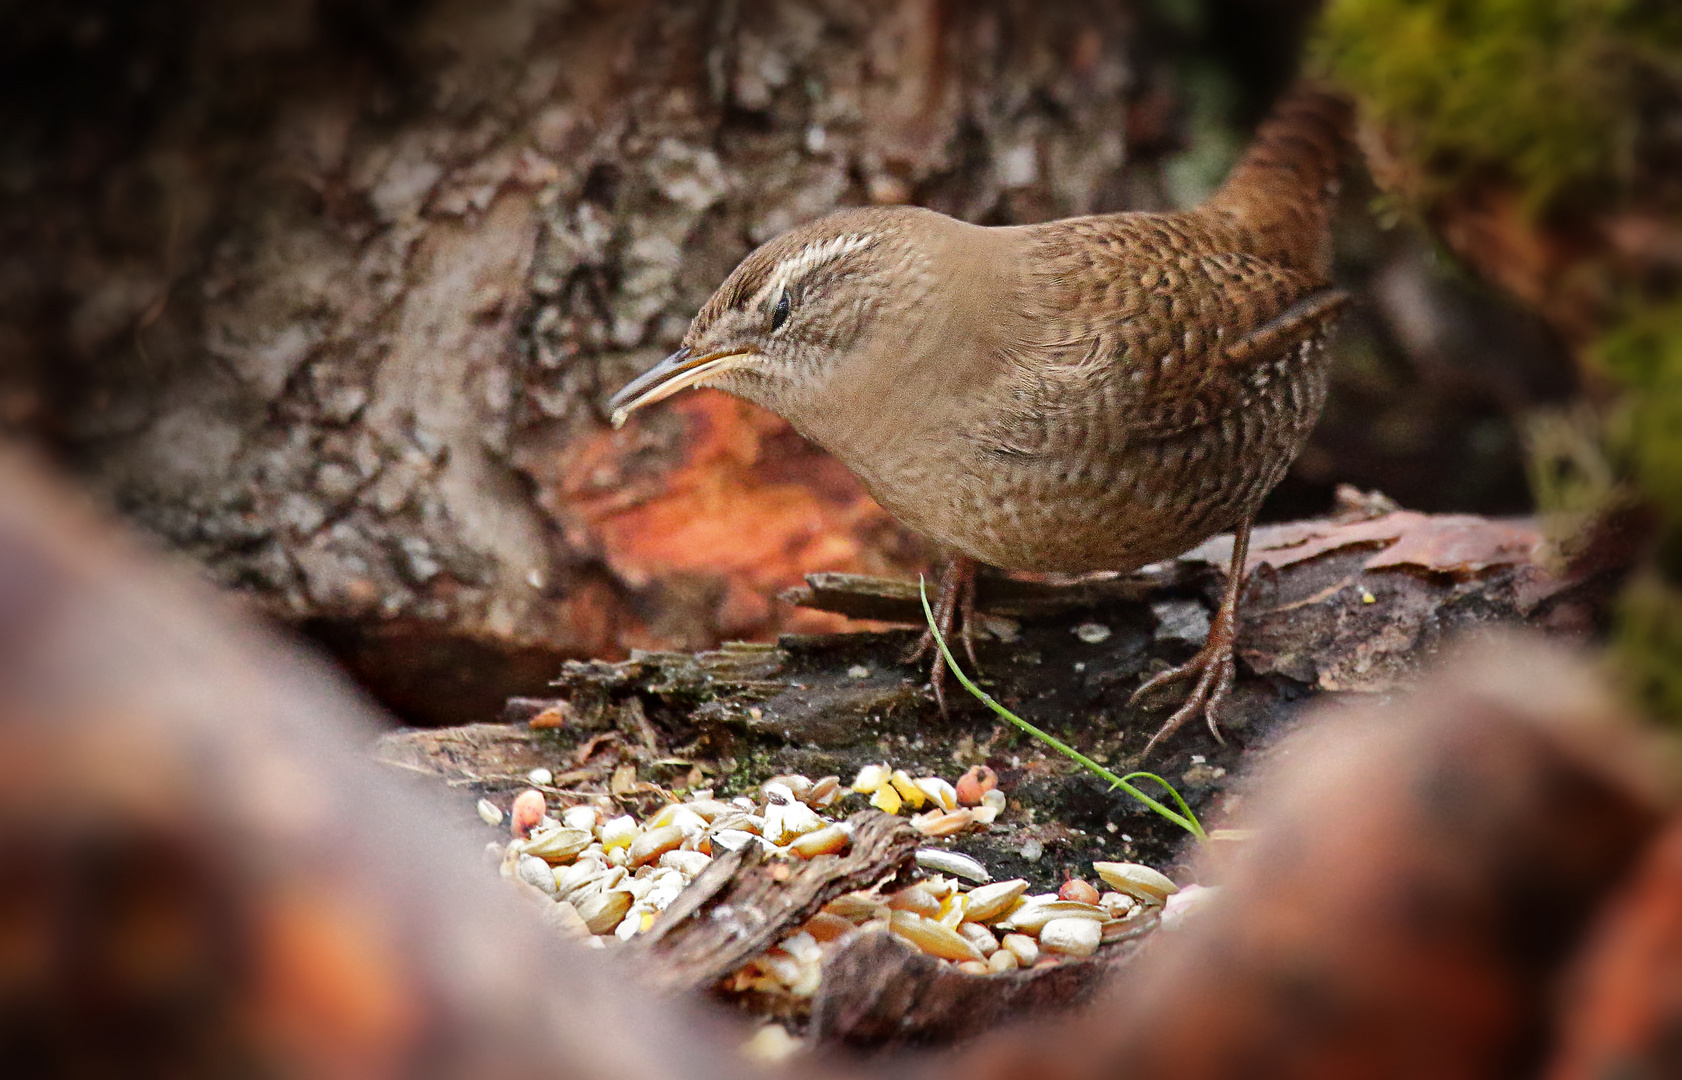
xmin=1201 ymin=82 xmax=1355 ymax=278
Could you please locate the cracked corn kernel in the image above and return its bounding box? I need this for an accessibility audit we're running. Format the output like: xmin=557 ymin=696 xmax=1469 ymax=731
xmin=851 ymin=764 xmax=890 ymax=792
xmin=890 ymin=770 xmax=927 ymax=809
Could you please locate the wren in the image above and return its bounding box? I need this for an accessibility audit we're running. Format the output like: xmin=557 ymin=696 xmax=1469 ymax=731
xmin=610 ymin=84 xmax=1354 ymax=757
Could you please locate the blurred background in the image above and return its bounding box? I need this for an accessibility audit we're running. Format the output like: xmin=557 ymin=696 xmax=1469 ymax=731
xmin=0 ymin=0 xmax=1676 ymax=728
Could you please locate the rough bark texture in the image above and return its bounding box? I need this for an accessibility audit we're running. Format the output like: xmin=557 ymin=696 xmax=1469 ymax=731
xmin=634 ymin=810 xmax=920 ymax=994
xmin=0 ymin=0 xmax=1577 ymax=725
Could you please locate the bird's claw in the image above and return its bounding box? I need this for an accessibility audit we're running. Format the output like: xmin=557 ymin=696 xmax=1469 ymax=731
xmin=905 ymin=556 xmax=980 ymax=717
xmin=1129 ymin=641 xmax=1236 ymax=759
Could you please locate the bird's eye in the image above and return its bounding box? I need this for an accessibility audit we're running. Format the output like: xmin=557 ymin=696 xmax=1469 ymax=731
xmin=770 ymin=289 xmax=791 ymax=332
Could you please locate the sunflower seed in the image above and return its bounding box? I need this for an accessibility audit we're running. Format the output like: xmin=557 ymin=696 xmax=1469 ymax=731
xmin=521 ymin=827 xmax=593 ymax=863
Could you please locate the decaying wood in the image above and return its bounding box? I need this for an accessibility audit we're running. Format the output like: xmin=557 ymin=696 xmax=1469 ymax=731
xmin=377 ymin=718 xmax=568 ymax=787
xmin=792 ymin=508 xmax=1606 ymax=693
xmin=636 ymin=810 xmax=919 ymax=993
xmin=781 ymin=568 xmax=1169 ymax=624
xmin=1197 ymin=508 xmax=1602 ymax=692
xmin=381 ymin=506 xmax=1622 ymax=883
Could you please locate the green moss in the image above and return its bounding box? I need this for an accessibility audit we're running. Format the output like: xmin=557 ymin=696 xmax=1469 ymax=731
xmin=1523 ymin=405 xmax=1629 ymax=567
xmin=1615 ymin=574 xmax=1682 ymax=723
xmin=1595 ymin=297 xmax=1682 ymax=543
xmin=1585 ymin=299 xmax=1682 ymax=721
xmin=1313 ymin=0 xmax=1682 ymax=212
xmin=1314 ymin=0 xmax=1682 ymax=723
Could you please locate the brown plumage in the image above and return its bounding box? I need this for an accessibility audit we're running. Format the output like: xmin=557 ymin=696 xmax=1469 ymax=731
xmin=610 ymin=84 xmax=1355 ymax=756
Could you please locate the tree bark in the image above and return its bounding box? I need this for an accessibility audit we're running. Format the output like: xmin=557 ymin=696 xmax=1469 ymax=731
xmin=0 ymin=0 xmax=1156 ymax=722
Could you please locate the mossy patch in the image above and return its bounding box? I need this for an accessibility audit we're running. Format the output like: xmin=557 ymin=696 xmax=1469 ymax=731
xmin=1595 ymin=297 xmax=1682 ymax=551
xmin=1593 ymin=296 xmax=1682 ymax=718
xmin=1616 ymin=573 xmax=1682 ymax=723
xmin=1315 ymin=0 xmax=1682 ymax=721
xmin=1314 ymin=0 xmax=1682 ymax=212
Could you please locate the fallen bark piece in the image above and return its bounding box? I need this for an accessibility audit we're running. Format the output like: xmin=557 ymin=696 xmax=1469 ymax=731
xmin=376 ymin=721 xmax=568 ymax=788
xmin=811 ymin=930 xmax=1140 ymax=1047
xmin=635 ymin=811 xmax=921 ymax=994
xmin=785 ymin=510 xmax=1616 ymax=695
xmin=782 ymin=569 xmax=1170 ymax=623
xmin=1197 ymin=511 xmax=1607 ymax=692
xmin=1184 ymin=509 xmax=1545 ymax=577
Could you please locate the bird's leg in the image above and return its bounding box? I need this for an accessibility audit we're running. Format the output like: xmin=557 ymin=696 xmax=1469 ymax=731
xmin=904 ymin=555 xmax=980 ymax=716
xmin=1130 ymin=517 xmax=1253 ymax=758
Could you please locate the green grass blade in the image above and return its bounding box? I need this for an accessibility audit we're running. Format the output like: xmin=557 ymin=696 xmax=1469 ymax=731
xmin=1119 ymin=771 xmax=1202 ymax=831
xmin=918 ymin=577 xmax=1207 ymax=842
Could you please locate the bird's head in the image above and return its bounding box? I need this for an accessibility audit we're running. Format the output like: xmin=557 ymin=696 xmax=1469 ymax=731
xmin=607 ymin=207 xmax=942 ymax=428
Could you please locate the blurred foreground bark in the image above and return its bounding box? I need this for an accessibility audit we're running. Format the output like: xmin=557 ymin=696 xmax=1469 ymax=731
xmin=932 ymin=639 xmax=1673 ymax=1078
xmin=0 ymin=446 xmax=745 ymax=1077
xmin=5 ymin=444 xmax=1682 ymax=1076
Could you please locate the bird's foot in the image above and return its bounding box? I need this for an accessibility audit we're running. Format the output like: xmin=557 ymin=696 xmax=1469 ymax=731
xmin=1129 ymin=616 xmax=1237 ymax=759
xmin=904 ymin=556 xmax=980 ymax=717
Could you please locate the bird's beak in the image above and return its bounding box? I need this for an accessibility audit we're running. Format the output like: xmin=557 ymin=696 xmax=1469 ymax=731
xmin=607 ymin=347 xmax=754 ymax=428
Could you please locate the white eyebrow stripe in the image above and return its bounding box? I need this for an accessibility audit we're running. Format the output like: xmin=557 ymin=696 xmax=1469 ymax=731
xmin=749 ymin=232 xmax=876 ymax=308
